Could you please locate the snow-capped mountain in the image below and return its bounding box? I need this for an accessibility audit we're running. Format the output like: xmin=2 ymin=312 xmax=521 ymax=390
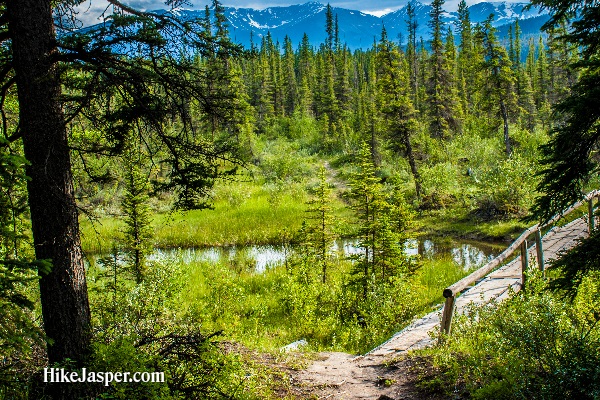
xmin=153 ymin=1 xmax=550 ymax=50
xmin=224 ymin=2 xmax=382 ymax=49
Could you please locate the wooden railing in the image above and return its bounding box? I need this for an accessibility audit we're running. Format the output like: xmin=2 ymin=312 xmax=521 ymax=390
xmin=439 ymin=189 xmax=599 ymax=339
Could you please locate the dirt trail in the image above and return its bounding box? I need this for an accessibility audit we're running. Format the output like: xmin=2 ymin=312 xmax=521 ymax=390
xmin=289 ymin=352 xmax=438 ymax=400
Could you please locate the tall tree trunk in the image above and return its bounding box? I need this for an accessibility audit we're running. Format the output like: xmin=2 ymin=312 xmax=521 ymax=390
xmin=500 ymin=99 xmax=511 ymax=156
xmin=404 ymin=132 xmax=423 ymax=200
xmin=8 ymin=0 xmax=91 ymax=364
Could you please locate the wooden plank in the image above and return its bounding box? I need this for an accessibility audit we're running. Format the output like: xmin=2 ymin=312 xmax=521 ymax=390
xmin=439 ymin=295 xmax=455 ymax=341
xmin=535 ymin=228 xmax=545 ymax=276
xmin=520 ymin=240 xmax=528 ymax=289
xmin=368 ymin=217 xmax=590 ymax=358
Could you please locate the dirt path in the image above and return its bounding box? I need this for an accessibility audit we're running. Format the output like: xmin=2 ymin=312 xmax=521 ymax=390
xmin=288 ymin=352 xmax=445 ymax=400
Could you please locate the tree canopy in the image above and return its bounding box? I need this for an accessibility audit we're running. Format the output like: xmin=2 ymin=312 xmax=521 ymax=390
xmin=3 ymin=0 xmax=243 ymax=368
xmin=529 ymin=0 xmax=600 ymax=221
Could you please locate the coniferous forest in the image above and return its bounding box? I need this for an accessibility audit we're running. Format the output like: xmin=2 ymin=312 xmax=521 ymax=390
xmin=1 ymin=0 xmax=600 ymax=399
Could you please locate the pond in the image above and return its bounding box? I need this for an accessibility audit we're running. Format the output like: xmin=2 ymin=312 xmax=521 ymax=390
xmin=148 ymin=238 xmax=503 ymax=273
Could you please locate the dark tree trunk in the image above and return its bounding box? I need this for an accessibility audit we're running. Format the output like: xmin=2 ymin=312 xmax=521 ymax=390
xmin=403 ymin=132 xmax=423 ymax=200
xmin=500 ymin=99 xmax=511 ymax=156
xmin=7 ymin=0 xmax=91 ymax=364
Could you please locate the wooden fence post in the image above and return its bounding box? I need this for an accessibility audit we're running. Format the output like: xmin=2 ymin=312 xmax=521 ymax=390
xmin=520 ymin=239 xmax=528 ymax=289
xmin=535 ymin=228 xmax=545 ymax=277
xmin=590 ymin=198 xmax=596 ymax=233
xmin=439 ymin=295 xmax=456 ymax=343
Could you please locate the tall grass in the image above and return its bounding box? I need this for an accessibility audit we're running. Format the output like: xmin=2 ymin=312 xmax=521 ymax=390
xmin=81 ymin=180 xmax=350 ymax=254
xmin=166 ymin=251 xmax=478 ymax=354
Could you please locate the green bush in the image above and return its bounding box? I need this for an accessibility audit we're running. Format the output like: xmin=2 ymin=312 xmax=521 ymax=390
xmin=418 ymin=272 xmax=600 ymax=399
xmin=87 ymin=261 xmax=259 ymax=400
xmin=474 ymin=155 xmax=539 ymax=219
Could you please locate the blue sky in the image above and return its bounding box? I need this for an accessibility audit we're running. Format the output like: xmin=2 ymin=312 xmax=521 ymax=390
xmin=75 ymin=0 xmax=512 ymax=25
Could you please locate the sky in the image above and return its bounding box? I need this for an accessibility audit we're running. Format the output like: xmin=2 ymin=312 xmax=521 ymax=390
xmin=74 ymin=0 xmax=514 ymax=25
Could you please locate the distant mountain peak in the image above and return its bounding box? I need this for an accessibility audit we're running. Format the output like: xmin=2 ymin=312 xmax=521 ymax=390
xmin=105 ymin=1 xmax=549 ymax=50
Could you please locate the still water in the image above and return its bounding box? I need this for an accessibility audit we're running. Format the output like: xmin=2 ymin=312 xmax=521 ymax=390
xmin=149 ymin=238 xmax=502 ymax=273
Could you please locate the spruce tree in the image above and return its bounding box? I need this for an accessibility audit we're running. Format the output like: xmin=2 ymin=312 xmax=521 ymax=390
xmin=121 ymin=148 xmax=153 ymax=284
xmin=347 ymin=143 xmax=412 ymax=298
xmin=348 ymin=143 xmax=381 ymax=299
xmin=477 ymin=18 xmax=516 ymax=156
xmin=283 ymin=36 xmax=298 ymax=116
xmin=406 ymin=2 xmax=419 ymax=109
xmin=427 ymin=0 xmax=458 ymax=138
xmin=456 ymin=0 xmax=473 ymax=117
xmin=376 ymin=28 xmax=423 ymax=199
xmin=304 ymin=166 xmax=335 ymax=283
xmin=297 ymin=33 xmax=315 ymax=116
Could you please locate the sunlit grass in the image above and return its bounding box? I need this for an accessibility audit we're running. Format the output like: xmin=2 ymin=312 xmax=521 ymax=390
xmin=168 ymin=252 xmax=481 ymax=353
xmin=80 ymin=180 xmax=351 ymax=254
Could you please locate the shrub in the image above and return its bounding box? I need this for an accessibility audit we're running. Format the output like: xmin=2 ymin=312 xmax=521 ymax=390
xmin=418 ymin=273 xmax=600 ymax=399
xmin=474 ymin=155 xmax=539 ymax=219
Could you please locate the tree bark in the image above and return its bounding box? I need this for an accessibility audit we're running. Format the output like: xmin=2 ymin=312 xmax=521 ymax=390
xmin=403 ymin=132 xmax=423 ymax=200
xmin=500 ymin=98 xmax=511 ymax=156
xmin=7 ymin=0 xmax=91 ymax=364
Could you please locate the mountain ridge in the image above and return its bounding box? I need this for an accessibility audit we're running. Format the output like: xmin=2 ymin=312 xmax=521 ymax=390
xmin=160 ymin=1 xmax=549 ymax=49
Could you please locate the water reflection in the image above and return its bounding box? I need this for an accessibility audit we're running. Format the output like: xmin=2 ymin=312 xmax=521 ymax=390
xmin=148 ymin=238 xmax=500 ymax=273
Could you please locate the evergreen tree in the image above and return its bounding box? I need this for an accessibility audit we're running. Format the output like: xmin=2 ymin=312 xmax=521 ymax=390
xmin=304 ymin=166 xmax=335 ymax=283
xmin=297 ymin=33 xmax=315 ymax=116
xmin=2 ymin=0 xmax=244 ymax=368
xmin=406 ymin=2 xmax=419 ymax=109
xmin=477 ymin=17 xmax=516 ymax=156
xmin=529 ymin=0 xmax=600 ymax=220
xmin=456 ymin=0 xmax=474 ymax=117
xmin=376 ymin=28 xmax=423 ymax=199
xmin=427 ymin=0 xmax=458 ymax=138
xmin=283 ymin=36 xmax=298 ymax=116
xmin=348 ymin=143 xmax=381 ymax=299
xmin=348 ymin=143 xmax=412 ymax=298
xmin=536 ymin=36 xmax=552 ymax=126
xmin=121 ymin=147 xmax=153 ymax=284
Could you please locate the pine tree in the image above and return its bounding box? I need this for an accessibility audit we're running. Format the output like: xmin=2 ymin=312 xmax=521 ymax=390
xmin=121 ymin=148 xmax=153 ymax=284
xmin=283 ymin=36 xmax=298 ymax=116
xmin=348 ymin=143 xmax=412 ymax=298
xmin=456 ymin=0 xmax=473 ymax=117
xmin=406 ymin=2 xmax=419 ymax=109
xmin=297 ymin=33 xmax=315 ymax=116
xmin=304 ymin=166 xmax=335 ymax=283
xmin=427 ymin=0 xmax=458 ymax=138
xmin=348 ymin=143 xmax=381 ymax=299
xmin=477 ymin=18 xmax=516 ymax=156
xmin=376 ymin=28 xmax=423 ymax=199
xmin=536 ymin=36 xmax=552 ymax=127
xmin=529 ymin=0 xmax=600 ymax=220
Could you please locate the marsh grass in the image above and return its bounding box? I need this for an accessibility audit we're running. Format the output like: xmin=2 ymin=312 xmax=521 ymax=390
xmin=81 ymin=180 xmax=351 ymax=254
xmin=168 ymin=252 xmax=477 ymax=354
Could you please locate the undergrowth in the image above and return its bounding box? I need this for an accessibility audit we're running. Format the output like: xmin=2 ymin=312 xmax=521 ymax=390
xmin=415 ymin=271 xmax=600 ymax=399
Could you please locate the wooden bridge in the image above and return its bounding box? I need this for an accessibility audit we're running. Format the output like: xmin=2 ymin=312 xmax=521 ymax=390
xmin=368 ymin=189 xmax=598 ymax=358
xmin=295 ymin=190 xmax=598 ymax=399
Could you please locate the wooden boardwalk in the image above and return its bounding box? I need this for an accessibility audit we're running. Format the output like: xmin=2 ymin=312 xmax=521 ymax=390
xmin=366 ymin=216 xmax=589 ymax=358
xmin=295 ymin=214 xmax=594 ymax=399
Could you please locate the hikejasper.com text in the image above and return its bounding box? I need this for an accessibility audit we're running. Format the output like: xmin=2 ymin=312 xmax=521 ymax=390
xmin=44 ymin=368 xmax=165 ymax=386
